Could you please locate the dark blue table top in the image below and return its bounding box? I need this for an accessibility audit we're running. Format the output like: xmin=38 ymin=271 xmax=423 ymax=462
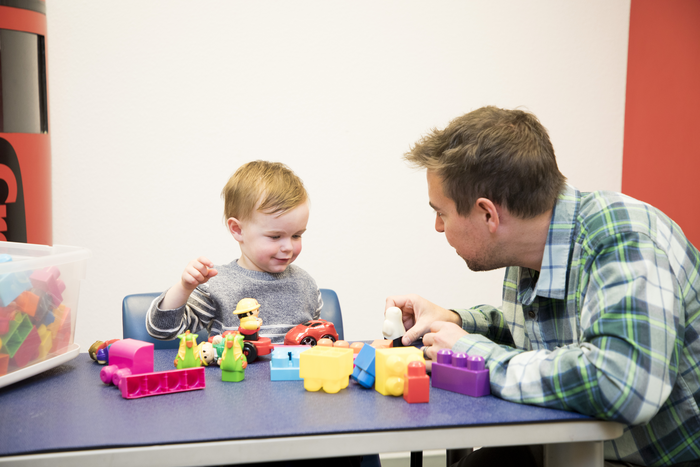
xmin=0 ymin=349 xmax=591 ymax=457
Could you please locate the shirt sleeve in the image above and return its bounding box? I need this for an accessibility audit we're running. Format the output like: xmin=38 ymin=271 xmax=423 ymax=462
xmin=146 ymin=286 xmax=219 ymax=340
xmin=453 ymin=231 xmax=682 ymax=426
xmin=453 ymin=305 xmax=515 ymax=347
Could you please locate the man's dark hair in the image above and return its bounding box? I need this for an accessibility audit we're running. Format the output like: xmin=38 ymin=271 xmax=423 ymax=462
xmin=404 ymin=106 xmax=567 ymax=218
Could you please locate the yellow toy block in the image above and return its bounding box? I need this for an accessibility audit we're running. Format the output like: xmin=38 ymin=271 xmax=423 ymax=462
xmin=299 ymin=346 xmax=353 ymax=394
xmin=375 ymin=347 xmax=425 ymax=396
xmin=36 ymin=325 xmax=53 ymax=359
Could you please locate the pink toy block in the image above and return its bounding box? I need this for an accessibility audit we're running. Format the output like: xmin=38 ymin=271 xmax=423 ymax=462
xmin=403 ymin=360 xmax=430 ymax=403
xmin=100 ymin=339 xmax=154 ymax=386
xmin=12 ymin=326 xmax=41 ymax=368
xmin=431 ymin=349 xmax=490 ymax=397
xmin=29 ymin=267 xmax=65 ymax=306
xmin=118 ymin=366 xmax=206 ymax=399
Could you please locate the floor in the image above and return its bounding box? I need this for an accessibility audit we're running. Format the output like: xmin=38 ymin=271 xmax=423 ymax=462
xmin=379 ymin=450 xmax=447 ymax=467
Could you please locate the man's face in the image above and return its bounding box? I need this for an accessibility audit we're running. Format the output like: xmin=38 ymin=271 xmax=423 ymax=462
xmin=426 ymin=170 xmax=497 ymax=272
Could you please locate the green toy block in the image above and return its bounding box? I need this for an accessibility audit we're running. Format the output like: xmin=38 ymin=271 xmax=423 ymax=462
xmin=1 ymin=313 xmax=33 ymax=358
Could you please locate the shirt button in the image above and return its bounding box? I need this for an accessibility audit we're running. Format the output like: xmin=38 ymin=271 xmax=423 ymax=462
xmin=528 ymin=311 xmax=536 ymax=318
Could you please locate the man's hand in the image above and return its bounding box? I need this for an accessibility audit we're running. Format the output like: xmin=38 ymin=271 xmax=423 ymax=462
xmin=385 ymin=294 xmax=462 ymax=346
xmin=421 ymin=321 xmax=468 ymax=361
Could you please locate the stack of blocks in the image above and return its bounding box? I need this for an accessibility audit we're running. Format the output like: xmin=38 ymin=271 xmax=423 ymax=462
xmin=0 ymin=260 xmax=73 ymax=377
xmin=299 ymin=345 xmax=353 ymax=393
xmin=270 ymin=346 xmax=307 ymax=381
xmin=374 ymin=347 xmax=424 ymax=397
xmin=431 ymin=349 xmax=490 ymax=397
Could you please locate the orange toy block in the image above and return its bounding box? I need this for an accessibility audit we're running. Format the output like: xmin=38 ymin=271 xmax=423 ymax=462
xmin=371 ymin=339 xmax=392 ymax=349
xmin=15 ymin=291 xmax=40 ymax=316
xmin=0 ymin=354 xmax=8 ymax=376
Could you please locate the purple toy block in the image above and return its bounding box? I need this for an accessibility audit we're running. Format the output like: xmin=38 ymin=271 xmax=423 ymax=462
xmin=118 ymin=366 xmax=206 ymax=399
xmin=431 ymin=349 xmax=490 ymax=397
xmin=100 ymin=339 xmax=154 ymax=386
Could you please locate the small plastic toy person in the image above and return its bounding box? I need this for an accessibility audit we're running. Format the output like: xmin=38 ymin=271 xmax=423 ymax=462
xmin=219 ymin=333 xmax=247 ymax=382
xmin=234 ymin=298 xmax=263 ymax=341
xmin=174 ymin=330 xmax=203 ymax=369
xmin=382 ymin=306 xmax=406 ymax=341
xmin=199 ymin=341 xmax=219 ymax=366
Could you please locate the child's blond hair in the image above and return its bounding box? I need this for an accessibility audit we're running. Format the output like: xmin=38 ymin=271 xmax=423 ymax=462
xmin=222 ymin=160 xmax=308 ymax=221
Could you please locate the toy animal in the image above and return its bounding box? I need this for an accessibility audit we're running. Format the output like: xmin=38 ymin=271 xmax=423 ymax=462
xmin=174 ymin=331 xmax=203 ymax=369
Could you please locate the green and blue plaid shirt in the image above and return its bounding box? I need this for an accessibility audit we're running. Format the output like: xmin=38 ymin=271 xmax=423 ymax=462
xmin=453 ymin=185 xmax=700 ymax=467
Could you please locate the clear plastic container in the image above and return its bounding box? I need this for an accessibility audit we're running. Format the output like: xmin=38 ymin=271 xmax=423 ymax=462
xmin=0 ymin=241 xmax=90 ymax=388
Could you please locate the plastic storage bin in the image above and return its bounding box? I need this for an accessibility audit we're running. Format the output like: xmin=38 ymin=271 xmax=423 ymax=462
xmin=0 ymin=241 xmax=90 ymax=388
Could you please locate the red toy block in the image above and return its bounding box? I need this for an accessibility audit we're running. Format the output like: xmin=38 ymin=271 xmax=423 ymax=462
xmin=403 ymin=360 xmax=430 ymax=403
xmin=0 ymin=353 xmax=8 ymax=376
xmin=12 ymin=326 xmax=41 ymax=368
xmin=15 ymin=291 xmax=39 ymax=316
xmin=118 ymin=366 xmax=206 ymax=399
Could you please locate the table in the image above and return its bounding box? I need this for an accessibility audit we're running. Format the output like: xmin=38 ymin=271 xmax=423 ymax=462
xmin=0 ymin=349 xmax=624 ymax=467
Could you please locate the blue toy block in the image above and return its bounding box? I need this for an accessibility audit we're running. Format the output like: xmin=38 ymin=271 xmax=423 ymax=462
xmin=0 ymin=254 xmax=12 ymax=263
xmin=270 ymin=346 xmax=308 ymax=381
xmin=0 ymin=271 xmax=32 ymax=307
xmin=351 ymin=344 xmax=376 ymax=388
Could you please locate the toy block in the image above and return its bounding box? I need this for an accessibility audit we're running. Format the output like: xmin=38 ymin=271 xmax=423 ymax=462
xmin=370 ymin=339 xmax=392 ymax=349
xmin=0 ymin=254 xmax=11 ymax=263
xmin=15 ymin=291 xmax=39 ymax=316
xmin=100 ymin=339 xmax=154 ymax=386
xmin=30 ymin=267 xmax=65 ymax=306
xmin=49 ymin=304 xmax=71 ymax=339
xmin=118 ymin=366 xmax=206 ymax=399
xmin=0 ymin=353 xmax=8 ymax=376
xmin=36 ymin=324 xmax=53 ymax=359
xmin=270 ymin=346 xmax=308 ymax=381
xmin=2 ymin=313 xmax=33 ymax=357
xmin=431 ymin=350 xmax=490 ymax=397
xmin=350 ymin=342 xmax=364 ymax=354
xmin=351 ymin=343 xmax=376 ymax=388
xmin=374 ymin=347 xmax=424 ymax=397
xmin=29 ymin=291 xmax=53 ymax=325
xmin=0 ymin=271 xmax=32 ymax=307
xmin=317 ymin=338 xmax=334 ymax=347
xmin=299 ymin=346 xmax=353 ymax=394
xmin=404 ymin=360 xmax=430 ymax=403
xmin=12 ymin=326 xmax=41 ymax=367
xmin=334 ymin=340 xmax=350 ymax=349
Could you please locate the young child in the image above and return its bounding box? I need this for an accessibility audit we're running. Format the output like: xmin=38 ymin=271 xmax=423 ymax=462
xmin=146 ymin=160 xmax=322 ymax=344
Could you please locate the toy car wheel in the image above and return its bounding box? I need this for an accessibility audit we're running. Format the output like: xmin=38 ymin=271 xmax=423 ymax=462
xmin=320 ymin=334 xmax=336 ymax=342
xmin=300 ymin=336 xmax=317 ymax=346
xmin=243 ymin=342 xmax=258 ymax=362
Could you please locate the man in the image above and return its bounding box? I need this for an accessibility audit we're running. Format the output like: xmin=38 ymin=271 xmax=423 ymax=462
xmin=387 ymin=106 xmax=700 ymax=467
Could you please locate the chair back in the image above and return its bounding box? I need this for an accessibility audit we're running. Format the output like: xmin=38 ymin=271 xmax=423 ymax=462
xmin=122 ymin=288 xmax=344 ymax=348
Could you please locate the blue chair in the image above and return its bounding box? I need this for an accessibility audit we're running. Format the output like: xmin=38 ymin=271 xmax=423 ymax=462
xmin=122 ymin=288 xmax=345 ymax=349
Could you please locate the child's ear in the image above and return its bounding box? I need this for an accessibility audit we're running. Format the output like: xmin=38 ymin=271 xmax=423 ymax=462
xmin=227 ymin=217 xmax=244 ymax=241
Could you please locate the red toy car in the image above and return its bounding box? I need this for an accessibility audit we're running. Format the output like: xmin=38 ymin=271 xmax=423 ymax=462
xmin=284 ymin=319 xmax=339 ymax=346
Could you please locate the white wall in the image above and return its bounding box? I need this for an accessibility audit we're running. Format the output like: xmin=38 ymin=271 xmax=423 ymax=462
xmin=45 ymin=0 xmax=631 ymax=350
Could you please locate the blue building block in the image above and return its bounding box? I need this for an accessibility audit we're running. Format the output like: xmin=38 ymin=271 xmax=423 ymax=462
xmin=0 ymin=271 xmax=32 ymax=307
xmin=270 ymin=346 xmax=308 ymax=381
xmin=351 ymin=344 xmax=376 ymax=388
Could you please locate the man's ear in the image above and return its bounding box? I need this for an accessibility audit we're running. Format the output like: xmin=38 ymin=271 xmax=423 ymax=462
xmin=227 ymin=217 xmax=244 ymax=241
xmin=475 ymin=198 xmax=500 ymax=234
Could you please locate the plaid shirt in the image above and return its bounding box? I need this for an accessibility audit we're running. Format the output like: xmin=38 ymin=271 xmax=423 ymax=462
xmin=452 ymin=185 xmax=700 ymax=467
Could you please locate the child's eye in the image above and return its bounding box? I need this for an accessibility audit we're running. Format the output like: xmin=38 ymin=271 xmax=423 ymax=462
xmin=268 ymin=236 xmax=280 ymax=240
xmin=293 ymin=234 xmax=302 ymax=239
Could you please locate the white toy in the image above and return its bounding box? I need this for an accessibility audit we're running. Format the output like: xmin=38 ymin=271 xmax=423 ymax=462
xmin=382 ymin=306 xmax=406 ymax=340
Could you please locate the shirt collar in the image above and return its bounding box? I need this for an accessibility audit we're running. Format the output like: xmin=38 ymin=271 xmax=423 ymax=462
xmin=519 ymin=184 xmax=580 ymax=305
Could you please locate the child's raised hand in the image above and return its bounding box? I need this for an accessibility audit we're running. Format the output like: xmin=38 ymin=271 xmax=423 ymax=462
xmin=181 ymin=256 xmax=218 ymax=291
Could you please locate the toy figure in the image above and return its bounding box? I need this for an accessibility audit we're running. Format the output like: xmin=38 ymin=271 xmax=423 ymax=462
xmin=234 ymin=298 xmax=263 ymax=341
xmin=199 ymin=341 xmax=219 ymax=366
xmin=382 ymin=306 xmax=405 ymax=341
xmin=219 ymin=333 xmax=247 ymax=382
xmin=174 ymin=330 xmax=203 ymax=369
xmin=89 ymin=339 xmax=120 ymax=364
